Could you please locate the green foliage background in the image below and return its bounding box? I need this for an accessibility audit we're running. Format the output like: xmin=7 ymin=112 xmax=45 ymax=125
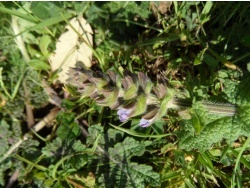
xmin=1 ymin=1 xmax=250 ymax=187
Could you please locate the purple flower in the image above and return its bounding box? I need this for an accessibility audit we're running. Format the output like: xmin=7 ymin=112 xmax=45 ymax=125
xmin=139 ymin=108 xmax=159 ymax=128
xmin=139 ymin=118 xmax=152 ymax=128
xmin=117 ymin=108 xmax=132 ymax=122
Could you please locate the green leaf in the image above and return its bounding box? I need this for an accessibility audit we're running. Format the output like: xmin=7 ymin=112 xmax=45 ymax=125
xmin=105 ymin=128 xmax=124 ymax=145
xmin=30 ymin=2 xmax=62 ymax=20
xmin=44 ymin=179 xmax=55 ymax=187
xmin=97 ymin=136 xmax=159 ymax=187
xmin=190 ymin=108 xmax=204 ymax=134
xmin=56 ymin=111 xmax=74 ymax=123
xmin=237 ymin=105 xmax=250 ymax=134
xmin=41 ymin=137 xmax=88 ymax=172
xmin=224 ymin=78 xmax=250 ymax=134
xmin=179 ymin=116 xmax=237 ymax=152
xmin=39 ymin=35 xmax=51 ymax=58
xmin=60 ymin=99 xmax=75 ymax=110
xmin=178 ymin=101 xmax=242 ymax=152
xmin=129 ymin=163 xmax=160 ymax=187
xmin=222 ymin=79 xmax=238 ymax=104
xmin=53 ymin=141 xmax=88 ymax=171
xmin=15 ymin=12 xmax=73 ymax=38
xmin=194 ymin=57 xmax=202 ymax=65
xmin=200 ymin=1 xmax=213 ymax=24
xmin=0 ymin=120 xmax=12 ymax=155
xmin=86 ymin=124 xmax=104 ymax=146
xmin=28 ymin=59 xmax=50 ymax=70
xmin=0 ymin=6 xmax=38 ymax=23
xmin=30 ymin=2 xmax=51 ymax=20
xmin=56 ymin=112 xmax=81 ymax=139
xmin=97 ymin=161 xmax=160 ymax=188
xmin=110 ymin=124 xmax=172 ymax=138
xmin=86 ymin=124 xmax=126 ymax=148
xmin=56 ymin=122 xmax=81 ymax=139
xmin=178 ymin=76 xmax=250 ymax=152
xmin=201 ymin=1 xmax=213 ymax=15
xmin=235 ymin=77 xmax=250 ymax=105
xmin=109 ymin=137 xmax=145 ymax=159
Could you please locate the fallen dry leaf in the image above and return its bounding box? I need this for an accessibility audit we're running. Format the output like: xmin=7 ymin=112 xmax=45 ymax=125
xmin=49 ymin=16 xmax=93 ymax=83
xmin=158 ymin=2 xmax=172 ymax=14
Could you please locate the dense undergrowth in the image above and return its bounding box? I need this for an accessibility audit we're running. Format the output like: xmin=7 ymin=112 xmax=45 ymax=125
xmin=1 ymin=2 xmax=250 ymax=187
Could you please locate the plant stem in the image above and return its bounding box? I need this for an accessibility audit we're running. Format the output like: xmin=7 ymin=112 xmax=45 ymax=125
xmin=172 ymin=98 xmax=237 ymax=116
xmin=201 ymin=101 xmax=237 ymax=116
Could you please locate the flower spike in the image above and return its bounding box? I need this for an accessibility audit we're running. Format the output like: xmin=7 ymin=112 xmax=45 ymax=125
xmin=67 ymin=66 xmax=178 ymax=127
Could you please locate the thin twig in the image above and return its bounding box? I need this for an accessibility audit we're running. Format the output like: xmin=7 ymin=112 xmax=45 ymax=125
xmin=23 ymin=81 xmax=35 ymax=128
xmin=41 ymin=79 xmax=62 ymax=107
xmin=0 ymin=109 xmax=60 ymax=164
xmin=6 ymin=169 xmax=19 ymax=188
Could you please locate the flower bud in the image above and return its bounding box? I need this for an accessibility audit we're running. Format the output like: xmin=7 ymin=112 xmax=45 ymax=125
xmin=117 ymin=107 xmax=134 ymax=122
xmin=140 ymin=118 xmax=152 ymax=127
xmin=139 ymin=107 xmax=159 ymax=127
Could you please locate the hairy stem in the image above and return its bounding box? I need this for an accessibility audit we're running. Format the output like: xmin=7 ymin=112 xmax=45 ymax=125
xmin=202 ymin=101 xmax=237 ymax=116
xmin=172 ymin=98 xmax=237 ymax=116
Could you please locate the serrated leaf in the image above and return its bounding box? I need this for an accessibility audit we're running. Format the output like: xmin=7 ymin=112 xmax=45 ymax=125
xmin=178 ymin=104 xmax=243 ymax=152
xmin=129 ymin=163 xmax=160 ymax=187
xmin=42 ymin=137 xmax=63 ymax=157
xmin=67 ymin=151 xmax=88 ymax=169
xmin=109 ymin=137 xmax=145 ymax=160
xmin=41 ymin=137 xmax=87 ymax=170
xmin=235 ymin=78 xmax=250 ymax=105
xmin=0 ymin=120 xmax=12 ymax=156
xmin=224 ymin=78 xmax=250 ymax=134
xmin=97 ymin=162 xmax=160 ymax=188
xmin=179 ymin=117 xmax=233 ymax=152
xmin=86 ymin=124 xmax=105 ymax=146
xmin=178 ymin=76 xmax=250 ymax=152
xmin=56 ymin=111 xmax=75 ymax=124
xmin=56 ymin=122 xmax=81 ymax=139
xmin=237 ymin=105 xmax=250 ymax=134
xmin=105 ymin=128 xmax=124 ymax=146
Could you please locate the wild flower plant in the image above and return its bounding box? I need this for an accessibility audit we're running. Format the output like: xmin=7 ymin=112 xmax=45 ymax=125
xmin=67 ymin=66 xmax=237 ymax=127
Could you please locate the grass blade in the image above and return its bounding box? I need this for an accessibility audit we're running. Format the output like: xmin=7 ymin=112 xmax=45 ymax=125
xmin=110 ymin=123 xmax=172 ymax=138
